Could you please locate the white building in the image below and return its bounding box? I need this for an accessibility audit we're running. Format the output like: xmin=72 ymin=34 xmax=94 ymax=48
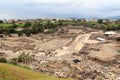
xmin=104 ymin=31 xmax=116 ymax=36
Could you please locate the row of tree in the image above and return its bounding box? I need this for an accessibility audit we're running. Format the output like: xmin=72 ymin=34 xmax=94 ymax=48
xmin=0 ymin=20 xmax=58 ymax=37
xmin=0 ymin=19 xmax=120 ymax=37
xmin=71 ymin=19 xmax=120 ymax=31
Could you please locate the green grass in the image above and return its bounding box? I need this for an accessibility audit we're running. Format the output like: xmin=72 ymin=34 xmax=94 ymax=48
xmin=0 ymin=23 xmax=25 ymax=28
xmin=16 ymin=23 xmax=25 ymax=28
xmin=0 ymin=63 xmax=73 ymax=80
xmin=0 ymin=24 xmax=14 ymax=28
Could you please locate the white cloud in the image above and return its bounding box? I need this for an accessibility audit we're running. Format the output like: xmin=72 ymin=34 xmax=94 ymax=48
xmin=0 ymin=0 xmax=120 ymax=19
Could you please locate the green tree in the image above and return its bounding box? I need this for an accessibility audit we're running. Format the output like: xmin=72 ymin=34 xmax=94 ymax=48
xmin=0 ymin=20 xmax=3 ymax=24
xmin=23 ymin=21 xmax=31 ymax=29
xmin=23 ymin=29 xmax=31 ymax=37
xmin=98 ymin=19 xmax=103 ymax=24
xmin=17 ymin=31 xmax=23 ymax=37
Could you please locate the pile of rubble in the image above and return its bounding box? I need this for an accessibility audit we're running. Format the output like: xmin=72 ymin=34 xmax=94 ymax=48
xmin=28 ymin=48 xmax=120 ymax=80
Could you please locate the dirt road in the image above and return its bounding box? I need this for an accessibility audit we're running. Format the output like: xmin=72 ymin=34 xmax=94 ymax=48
xmin=56 ymin=33 xmax=91 ymax=56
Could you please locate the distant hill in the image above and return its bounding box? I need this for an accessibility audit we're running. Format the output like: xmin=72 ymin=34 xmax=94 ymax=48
xmin=106 ymin=16 xmax=120 ymax=20
xmin=0 ymin=63 xmax=73 ymax=80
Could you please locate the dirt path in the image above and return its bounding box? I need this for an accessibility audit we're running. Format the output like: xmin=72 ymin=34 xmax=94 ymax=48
xmin=56 ymin=33 xmax=91 ymax=56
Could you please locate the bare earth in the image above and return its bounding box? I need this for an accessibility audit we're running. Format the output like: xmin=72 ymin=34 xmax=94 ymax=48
xmin=0 ymin=28 xmax=120 ymax=79
xmin=88 ymin=43 xmax=120 ymax=61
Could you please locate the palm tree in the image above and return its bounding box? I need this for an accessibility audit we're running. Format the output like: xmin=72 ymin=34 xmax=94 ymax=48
xmin=31 ymin=54 xmax=35 ymax=62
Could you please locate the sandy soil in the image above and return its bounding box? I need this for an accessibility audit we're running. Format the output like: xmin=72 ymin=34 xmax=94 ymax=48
xmin=55 ymin=33 xmax=93 ymax=56
xmin=34 ymin=38 xmax=72 ymax=50
xmin=68 ymin=29 xmax=82 ymax=34
xmin=88 ymin=43 xmax=120 ymax=61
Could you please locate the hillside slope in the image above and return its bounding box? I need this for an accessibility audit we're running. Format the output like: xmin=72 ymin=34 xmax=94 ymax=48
xmin=0 ymin=63 xmax=73 ymax=80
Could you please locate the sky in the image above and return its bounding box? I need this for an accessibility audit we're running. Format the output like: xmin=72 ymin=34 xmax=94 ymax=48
xmin=0 ymin=0 xmax=120 ymax=19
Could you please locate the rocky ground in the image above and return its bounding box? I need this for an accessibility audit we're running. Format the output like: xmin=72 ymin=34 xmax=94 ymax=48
xmin=0 ymin=28 xmax=120 ymax=80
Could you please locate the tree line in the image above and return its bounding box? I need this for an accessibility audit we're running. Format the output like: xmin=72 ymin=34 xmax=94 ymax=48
xmin=0 ymin=19 xmax=120 ymax=37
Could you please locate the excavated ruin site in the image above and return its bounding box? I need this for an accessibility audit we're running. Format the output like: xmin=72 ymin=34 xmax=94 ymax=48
xmin=0 ymin=27 xmax=120 ymax=80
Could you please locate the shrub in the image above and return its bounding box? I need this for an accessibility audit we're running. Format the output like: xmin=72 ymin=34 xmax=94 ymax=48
xmin=46 ymin=28 xmax=58 ymax=34
xmin=17 ymin=52 xmax=25 ymax=62
xmin=17 ymin=31 xmax=23 ymax=37
xmin=23 ymin=30 xmax=31 ymax=37
xmin=0 ymin=57 xmax=7 ymax=63
xmin=8 ymin=60 xmax=18 ymax=65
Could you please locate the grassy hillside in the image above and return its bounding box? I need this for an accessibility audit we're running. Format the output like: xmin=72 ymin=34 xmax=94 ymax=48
xmin=0 ymin=63 xmax=73 ymax=80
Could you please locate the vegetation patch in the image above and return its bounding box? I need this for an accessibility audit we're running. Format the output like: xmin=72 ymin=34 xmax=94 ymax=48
xmin=0 ymin=57 xmax=7 ymax=63
xmin=0 ymin=63 xmax=73 ymax=80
